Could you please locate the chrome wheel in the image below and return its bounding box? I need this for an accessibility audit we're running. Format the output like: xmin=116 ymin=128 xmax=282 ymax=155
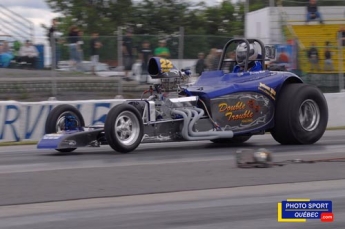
xmin=114 ymin=111 xmax=140 ymax=146
xmin=56 ymin=111 xmax=81 ymax=132
xmin=299 ymin=99 xmax=320 ymax=132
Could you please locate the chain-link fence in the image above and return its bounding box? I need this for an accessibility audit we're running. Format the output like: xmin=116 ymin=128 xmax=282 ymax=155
xmin=51 ymin=34 xmax=232 ymax=72
xmin=0 ymin=31 xmax=235 ymax=101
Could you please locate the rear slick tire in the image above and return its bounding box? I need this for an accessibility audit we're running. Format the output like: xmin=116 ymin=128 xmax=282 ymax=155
xmin=271 ymin=83 xmax=328 ymax=145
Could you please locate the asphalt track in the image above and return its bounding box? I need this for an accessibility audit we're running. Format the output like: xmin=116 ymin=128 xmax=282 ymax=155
xmin=1 ymin=130 xmax=345 ymax=228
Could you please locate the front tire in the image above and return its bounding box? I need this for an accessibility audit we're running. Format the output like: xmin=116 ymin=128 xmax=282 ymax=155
xmin=56 ymin=148 xmax=77 ymax=153
xmin=105 ymin=104 xmax=144 ymax=153
xmin=45 ymin=104 xmax=85 ymax=153
xmin=271 ymin=83 xmax=328 ymax=144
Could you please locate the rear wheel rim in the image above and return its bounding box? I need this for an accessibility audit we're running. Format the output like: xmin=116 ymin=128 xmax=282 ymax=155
xmin=56 ymin=111 xmax=81 ymax=132
xmin=299 ymin=99 xmax=320 ymax=132
xmin=114 ymin=111 xmax=140 ymax=146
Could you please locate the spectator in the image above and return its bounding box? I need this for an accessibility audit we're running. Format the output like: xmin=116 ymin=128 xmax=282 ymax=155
xmin=77 ymin=30 xmax=84 ymax=70
xmin=0 ymin=43 xmax=13 ymax=68
xmin=324 ymin=44 xmax=334 ymax=71
xmin=154 ymin=40 xmax=170 ymax=58
xmin=225 ymin=51 xmax=236 ymax=72
xmin=90 ymin=32 xmax=102 ymax=75
xmin=307 ymin=42 xmax=320 ymax=72
xmin=205 ymin=48 xmax=217 ymax=70
xmin=306 ymin=0 xmax=323 ymax=24
xmin=211 ymin=49 xmax=222 ymax=70
xmin=139 ymin=40 xmax=153 ymax=77
xmin=10 ymin=41 xmax=21 ymax=67
xmin=17 ymin=40 xmax=39 ymax=69
xmin=68 ymin=25 xmax=80 ymax=70
xmin=337 ymin=25 xmax=345 ymax=47
xmin=13 ymin=40 xmax=21 ymax=57
xmin=0 ymin=44 xmax=4 ymax=67
xmin=195 ymin=52 xmax=206 ymax=76
xmin=48 ymin=18 xmax=61 ymax=69
xmin=2 ymin=41 xmax=10 ymax=53
xmin=122 ymin=29 xmax=134 ymax=79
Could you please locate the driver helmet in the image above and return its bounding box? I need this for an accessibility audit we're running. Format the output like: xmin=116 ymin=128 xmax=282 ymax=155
xmin=236 ymin=42 xmax=259 ymax=66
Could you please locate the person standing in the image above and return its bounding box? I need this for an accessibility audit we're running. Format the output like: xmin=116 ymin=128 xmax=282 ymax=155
xmin=154 ymin=40 xmax=170 ymax=58
xmin=139 ymin=40 xmax=153 ymax=77
xmin=48 ymin=18 xmax=60 ymax=69
xmin=205 ymin=48 xmax=217 ymax=70
xmin=307 ymin=42 xmax=320 ymax=72
xmin=225 ymin=51 xmax=236 ymax=73
xmin=324 ymin=42 xmax=334 ymax=71
xmin=211 ymin=49 xmax=222 ymax=70
xmin=195 ymin=52 xmax=206 ymax=76
xmin=68 ymin=25 xmax=80 ymax=70
xmin=337 ymin=25 xmax=345 ymax=47
xmin=76 ymin=30 xmax=84 ymax=71
xmin=122 ymin=29 xmax=134 ymax=79
xmin=90 ymin=32 xmax=102 ymax=75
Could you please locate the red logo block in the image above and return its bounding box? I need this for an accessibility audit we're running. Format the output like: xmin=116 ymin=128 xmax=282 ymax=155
xmin=320 ymin=212 xmax=334 ymax=222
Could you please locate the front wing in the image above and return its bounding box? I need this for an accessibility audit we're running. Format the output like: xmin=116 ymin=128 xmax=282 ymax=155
xmin=37 ymin=129 xmax=103 ymax=150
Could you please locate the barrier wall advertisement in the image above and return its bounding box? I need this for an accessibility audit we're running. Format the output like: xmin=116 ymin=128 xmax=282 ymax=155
xmin=0 ymin=94 xmax=343 ymax=142
xmin=0 ymin=100 xmax=125 ymax=142
xmin=274 ymin=39 xmax=298 ymax=71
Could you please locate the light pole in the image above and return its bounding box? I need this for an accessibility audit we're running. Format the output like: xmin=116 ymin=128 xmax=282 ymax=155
xmin=244 ymin=0 xmax=249 ymax=38
xmin=269 ymin=0 xmax=274 ymax=7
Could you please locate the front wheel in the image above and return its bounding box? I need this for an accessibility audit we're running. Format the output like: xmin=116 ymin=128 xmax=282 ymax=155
xmin=45 ymin=104 xmax=85 ymax=134
xmin=271 ymin=83 xmax=328 ymax=144
xmin=45 ymin=104 xmax=85 ymax=153
xmin=105 ymin=104 xmax=144 ymax=153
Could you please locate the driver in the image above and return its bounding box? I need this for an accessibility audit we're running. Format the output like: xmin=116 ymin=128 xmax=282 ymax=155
xmin=232 ymin=42 xmax=263 ymax=73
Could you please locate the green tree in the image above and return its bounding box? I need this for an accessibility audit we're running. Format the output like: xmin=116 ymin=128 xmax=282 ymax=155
xmin=45 ymin=0 xmax=132 ymax=35
xmin=43 ymin=0 xmax=251 ymax=60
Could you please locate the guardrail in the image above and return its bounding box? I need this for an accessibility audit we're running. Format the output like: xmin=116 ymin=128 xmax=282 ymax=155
xmin=0 ymin=99 xmax=125 ymax=142
xmin=0 ymin=94 xmax=344 ymax=142
xmin=0 ymin=4 xmax=34 ymax=42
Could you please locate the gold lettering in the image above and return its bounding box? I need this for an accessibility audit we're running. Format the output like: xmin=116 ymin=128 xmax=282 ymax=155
xmin=259 ymin=83 xmax=276 ymax=97
xmin=258 ymin=87 xmax=276 ymax=100
xmin=270 ymin=88 xmax=276 ymax=95
xmin=218 ymin=101 xmax=246 ymax=113
xmin=259 ymin=82 xmax=271 ymax=91
xmin=225 ymin=110 xmax=254 ymax=121
xmin=241 ymin=119 xmax=253 ymax=123
xmin=218 ymin=103 xmax=228 ymax=112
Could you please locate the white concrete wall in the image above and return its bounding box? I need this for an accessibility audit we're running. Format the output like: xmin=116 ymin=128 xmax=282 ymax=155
xmin=324 ymin=93 xmax=345 ymax=128
xmin=246 ymin=7 xmax=271 ymax=44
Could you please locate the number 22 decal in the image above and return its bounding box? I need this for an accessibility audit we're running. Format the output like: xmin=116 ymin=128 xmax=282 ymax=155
xmin=160 ymin=59 xmax=173 ymax=72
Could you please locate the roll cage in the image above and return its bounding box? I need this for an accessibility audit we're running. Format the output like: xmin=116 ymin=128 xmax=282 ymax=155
xmin=218 ymin=38 xmax=275 ymax=72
